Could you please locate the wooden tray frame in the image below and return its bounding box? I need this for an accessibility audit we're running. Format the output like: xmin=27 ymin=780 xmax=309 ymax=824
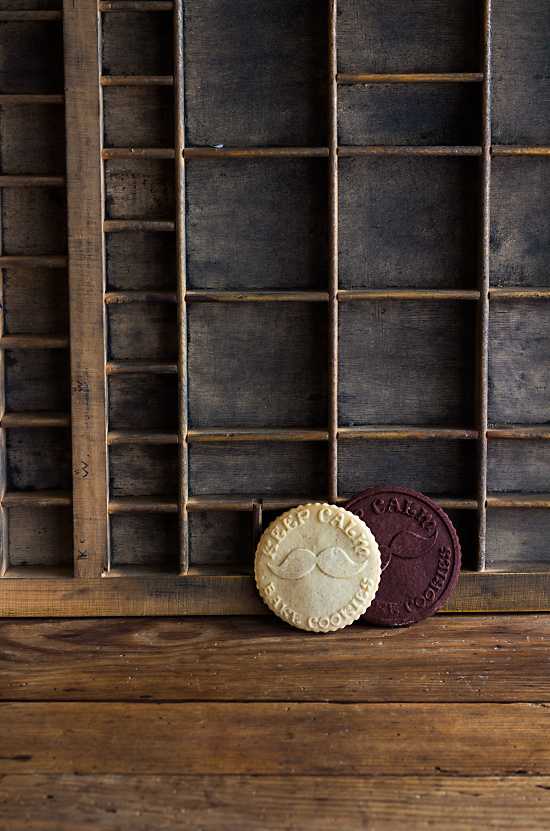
xmin=1 ymin=0 xmax=550 ymax=616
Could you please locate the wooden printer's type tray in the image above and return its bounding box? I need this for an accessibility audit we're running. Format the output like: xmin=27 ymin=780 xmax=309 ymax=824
xmin=1 ymin=0 xmax=550 ymax=615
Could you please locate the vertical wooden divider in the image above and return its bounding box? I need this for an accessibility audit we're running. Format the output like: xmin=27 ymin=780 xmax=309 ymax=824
xmin=175 ymin=0 xmax=189 ymax=573
xmin=64 ymin=0 xmax=109 ymax=577
xmin=476 ymin=0 xmax=492 ymax=571
xmin=0 ymin=191 xmax=7 ymax=577
xmin=328 ymin=0 xmax=339 ymax=505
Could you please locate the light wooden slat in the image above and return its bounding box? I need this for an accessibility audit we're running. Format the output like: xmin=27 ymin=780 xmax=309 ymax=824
xmin=0 ymin=255 xmax=67 ymax=268
xmin=490 ymin=287 xmax=550 ymax=299
xmin=184 ymin=147 xmax=330 ymax=158
xmin=0 ymin=95 xmax=64 ymax=104
xmin=103 ymin=220 xmax=175 ymax=232
xmin=0 ymin=572 xmax=549 ymax=616
xmin=0 ymin=335 xmax=69 ymax=349
xmin=1 ymin=701 xmax=550 ymax=775
xmin=338 ymin=289 xmax=480 ymax=300
xmin=64 ymin=0 xmax=109 ymax=578
xmin=339 ymin=146 xmax=482 ymax=156
xmin=0 ymin=11 xmax=63 ymax=20
xmin=186 ymin=290 xmax=329 ymax=302
xmin=187 ymin=428 xmax=329 ymax=442
xmin=337 ymin=73 xmax=485 ymax=83
xmin=107 ymin=430 xmax=178 ymax=444
xmin=487 ymin=426 xmax=550 ymax=439
xmin=492 ymin=146 xmax=550 ymax=155
xmin=105 ymin=291 xmax=177 ymax=304
xmin=487 ymin=493 xmax=550 ymax=508
xmin=99 ymin=1 xmax=173 ymax=9
xmin=106 ymin=361 xmax=178 ymax=374
xmin=2 ymin=490 xmax=73 ymax=507
xmin=1 ymin=614 xmax=547 ymax=703
xmin=337 ymin=426 xmax=478 ymax=439
xmin=108 ymin=497 xmax=178 ymax=513
xmin=102 ymin=148 xmax=176 ymax=159
xmin=1 ymin=412 xmax=71 ymax=428
xmin=1 ymin=773 xmax=549 ymax=831
xmin=186 ymin=495 xmax=327 ymax=511
xmin=0 ymin=176 xmax=66 ymax=187
xmin=100 ymin=75 xmax=174 ymax=85
xmin=0 ymin=186 xmax=6 ymax=577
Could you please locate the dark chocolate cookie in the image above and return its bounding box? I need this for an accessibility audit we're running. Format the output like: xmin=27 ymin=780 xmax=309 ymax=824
xmin=345 ymin=486 xmax=461 ymax=627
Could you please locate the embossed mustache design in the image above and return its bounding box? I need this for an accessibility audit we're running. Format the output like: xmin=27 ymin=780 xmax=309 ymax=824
xmin=378 ymin=530 xmax=438 ymax=572
xmin=268 ymin=547 xmax=367 ymax=580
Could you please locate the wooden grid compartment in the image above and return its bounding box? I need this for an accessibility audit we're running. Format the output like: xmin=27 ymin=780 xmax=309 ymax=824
xmin=2 ymin=0 xmax=550 ymax=615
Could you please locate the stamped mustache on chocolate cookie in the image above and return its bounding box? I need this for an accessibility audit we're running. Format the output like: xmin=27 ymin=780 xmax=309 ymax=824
xmin=255 ymin=503 xmax=381 ymax=633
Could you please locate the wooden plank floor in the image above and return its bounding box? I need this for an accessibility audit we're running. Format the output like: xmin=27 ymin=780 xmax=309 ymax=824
xmin=1 ymin=614 xmax=550 ymax=829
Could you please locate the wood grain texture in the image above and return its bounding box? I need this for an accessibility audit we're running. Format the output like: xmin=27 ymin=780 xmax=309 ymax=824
xmin=2 ymin=773 xmax=550 ymax=831
xmin=0 ymin=613 xmax=547 ymax=702
xmin=64 ymin=0 xmax=108 ymax=577
xmin=1 ymin=700 xmax=550 ymax=775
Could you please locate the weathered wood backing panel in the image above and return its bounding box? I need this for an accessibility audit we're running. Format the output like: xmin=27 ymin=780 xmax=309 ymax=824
xmin=107 ymin=303 xmax=178 ymax=361
xmin=486 ymin=509 xmax=550 ymax=571
xmin=338 ymin=157 xmax=478 ymax=289
xmin=3 ymin=269 xmax=69 ymax=335
xmin=490 ymin=159 xmax=550 ymax=286
xmin=108 ymin=374 xmax=179 ymax=430
xmin=6 ymin=428 xmax=72 ymax=491
xmin=338 ymin=84 xmax=480 ymax=146
xmin=337 ymin=0 xmax=480 ymax=74
xmin=103 ymin=87 xmax=174 ymax=149
xmin=110 ymin=514 xmax=179 ymax=569
xmin=102 ymin=11 xmax=174 ymax=76
xmin=189 ymin=511 xmax=253 ymax=565
xmin=110 ymin=445 xmax=179 ymax=497
xmin=106 ymin=231 xmax=176 ymax=291
xmin=104 ymin=160 xmax=175 ymax=220
xmin=492 ymin=0 xmax=550 ymax=145
xmin=188 ymin=303 xmax=328 ymax=429
xmin=488 ymin=300 xmax=550 ymax=424
xmin=188 ymin=442 xmax=327 ymax=497
xmin=0 ymin=104 xmax=65 ymax=174
xmin=0 ymin=22 xmax=63 ymax=93
xmin=488 ymin=440 xmax=550 ymax=493
xmin=8 ymin=505 xmax=72 ymax=568
xmin=2 ymin=188 xmax=67 ymax=254
xmin=183 ymin=0 xmax=328 ymax=147
xmin=186 ymin=160 xmax=328 ymax=291
xmin=338 ymin=439 xmax=476 ymax=496
xmin=339 ymin=301 xmax=476 ymax=425
xmin=4 ymin=350 xmax=70 ymax=411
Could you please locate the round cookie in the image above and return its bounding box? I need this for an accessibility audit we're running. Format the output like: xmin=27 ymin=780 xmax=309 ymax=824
xmin=345 ymin=487 xmax=461 ymax=627
xmin=255 ymin=503 xmax=381 ymax=633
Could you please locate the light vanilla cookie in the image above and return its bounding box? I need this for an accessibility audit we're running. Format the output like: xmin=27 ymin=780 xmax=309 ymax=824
xmin=255 ymin=503 xmax=381 ymax=633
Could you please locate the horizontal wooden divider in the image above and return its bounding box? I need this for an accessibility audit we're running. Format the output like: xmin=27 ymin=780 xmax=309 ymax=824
xmin=337 ymin=73 xmax=484 ymax=83
xmin=339 ymin=146 xmax=482 ymax=156
xmin=100 ymin=75 xmax=174 ymax=86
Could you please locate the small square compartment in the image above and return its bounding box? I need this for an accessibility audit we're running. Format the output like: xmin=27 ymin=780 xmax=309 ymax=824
xmin=188 ymin=303 xmax=328 ymax=429
xmin=109 ymin=513 xmax=179 ymax=571
xmin=188 ymin=441 xmax=327 ymax=498
xmin=3 ymin=268 xmax=69 ymax=335
xmin=8 ymin=506 xmax=72 ymax=570
xmin=338 ymin=157 xmax=478 ymax=289
xmin=109 ymin=445 xmax=179 ymax=498
xmin=189 ymin=511 xmax=253 ymax=566
xmin=186 ymin=159 xmax=327 ymax=291
xmin=489 ymin=300 xmax=550 ymax=424
xmin=337 ymin=0 xmax=480 ymax=74
xmin=488 ymin=440 xmax=550 ymax=493
xmin=339 ymin=300 xmax=476 ymax=426
xmin=486 ymin=509 xmax=550 ymax=572
xmin=5 ymin=349 xmax=70 ymax=412
xmin=104 ymin=160 xmax=174 ymax=221
xmin=491 ymin=158 xmax=550 ymax=287
xmin=108 ymin=375 xmax=179 ymax=431
xmin=184 ymin=0 xmax=328 ymax=147
xmin=0 ymin=22 xmax=63 ymax=93
xmin=6 ymin=428 xmax=72 ymax=491
xmin=103 ymin=87 xmax=174 ymax=149
xmin=101 ymin=11 xmax=173 ymax=76
xmin=0 ymin=104 xmax=66 ymax=175
xmin=338 ymin=438 xmax=476 ymax=498
xmin=106 ymin=232 xmax=176 ymax=292
xmin=1 ymin=188 xmax=67 ymax=255
xmin=107 ymin=303 xmax=177 ymax=362
xmin=338 ymin=84 xmax=480 ymax=147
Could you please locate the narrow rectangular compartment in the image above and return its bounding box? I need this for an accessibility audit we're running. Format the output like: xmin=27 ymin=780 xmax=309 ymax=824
xmin=1 ymin=188 xmax=67 ymax=255
xmin=186 ymin=159 xmax=327 ymax=291
xmin=488 ymin=440 xmax=550 ymax=493
xmin=338 ymin=84 xmax=480 ymax=147
xmin=109 ymin=445 xmax=179 ymax=498
xmin=188 ymin=303 xmax=328 ymax=429
xmin=3 ymin=268 xmax=69 ymax=335
xmin=338 ymin=157 xmax=478 ymax=289
xmin=486 ymin=509 xmax=550 ymax=572
xmin=184 ymin=0 xmax=328 ymax=147
xmin=5 ymin=350 xmax=70 ymax=411
xmin=490 ymin=158 xmax=550 ymax=287
xmin=488 ymin=300 xmax=550 ymax=424
xmin=339 ymin=300 xmax=476 ymax=426
xmin=107 ymin=303 xmax=178 ymax=362
xmin=6 ymin=428 xmax=72 ymax=491
xmin=106 ymin=232 xmax=176 ymax=291
xmin=104 ymin=160 xmax=174 ymax=221
xmin=337 ymin=0 xmax=480 ymax=74
xmin=101 ymin=11 xmax=173 ymax=77
xmin=8 ymin=506 xmax=73 ymax=570
xmin=108 ymin=375 xmax=179 ymax=431
xmin=189 ymin=511 xmax=253 ymax=566
xmin=338 ymin=439 xmax=477 ymax=498
xmin=492 ymin=0 xmax=550 ymax=145
xmin=103 ymin=87 xmax=174 ymax=149
xmin=188 ymin=441 xmax=327 ymax=497
xmin=110 ymin=513 xmax=179 ymax=571
xmin=0 ymin=103 xmax=66 ymax=174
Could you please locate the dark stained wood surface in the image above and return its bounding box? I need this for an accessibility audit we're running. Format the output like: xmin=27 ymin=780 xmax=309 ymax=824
xmin=1 ymin=614 xmax=550 ymax=828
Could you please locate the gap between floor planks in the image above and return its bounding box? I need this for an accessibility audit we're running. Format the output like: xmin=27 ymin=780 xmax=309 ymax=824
xmin=1 ymin=614 xmax=549 ymax=703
